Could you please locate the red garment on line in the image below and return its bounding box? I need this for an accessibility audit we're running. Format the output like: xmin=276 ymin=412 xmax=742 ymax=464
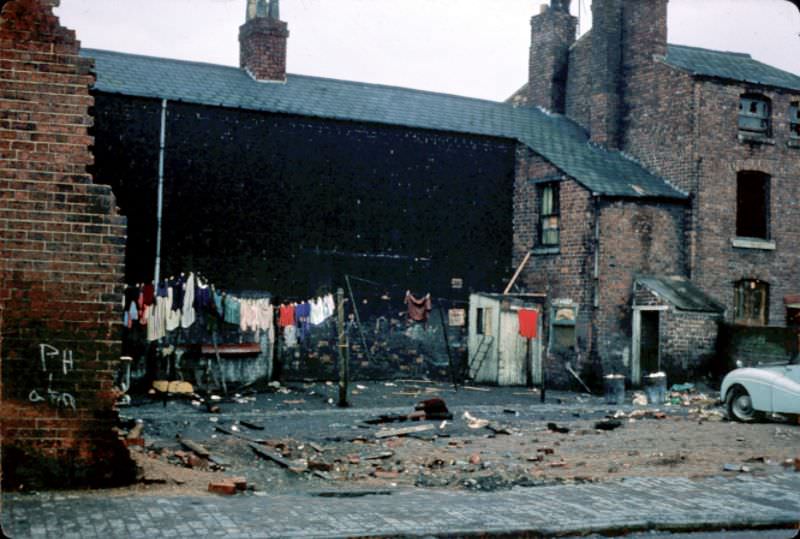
xmin=405 ymin=291 xmax=432 ymax=322
xmin=518 ymin=309 xmax=538 ymax=339
xmin=279 ymin=304 xmax=296 ymax=327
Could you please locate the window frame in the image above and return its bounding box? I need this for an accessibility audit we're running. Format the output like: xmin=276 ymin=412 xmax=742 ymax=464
xmin=790 ymin=101 xmax=800 ymax=140
xmin=738 ymin=94 xmax=772 ymax=137
xmin=549 ymin=303 xmax=577 ymax=354
xmin=734 ymin=279 xmax=769 ymax=326
xmin=538 ymin=182 xmax=560 ymax=247
xmin=735 ymin=171 xmax=770 ymax=241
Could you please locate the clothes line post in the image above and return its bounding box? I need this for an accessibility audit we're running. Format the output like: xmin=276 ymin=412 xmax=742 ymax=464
xmin=336 ymin=287 xmax=349 ymax=408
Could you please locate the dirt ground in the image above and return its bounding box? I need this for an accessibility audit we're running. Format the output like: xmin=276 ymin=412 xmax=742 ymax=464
xmin=52 ymin=381 xmax=800 ymax=497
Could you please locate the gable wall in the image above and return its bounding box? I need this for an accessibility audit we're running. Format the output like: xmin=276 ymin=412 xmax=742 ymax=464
xmin=691 ymin=80 xmax=800 ymax=326
xmin=0 ymin=0 xmax=133 ymax=488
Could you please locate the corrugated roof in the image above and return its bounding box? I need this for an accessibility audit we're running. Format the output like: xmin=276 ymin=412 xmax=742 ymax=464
xmin=663 ymin=44 xmax=800 ymax=92
xmin=636 ymin=276 xmax=725 ymax=313
xmin=82 ymin=48 xmax=686 ymax=200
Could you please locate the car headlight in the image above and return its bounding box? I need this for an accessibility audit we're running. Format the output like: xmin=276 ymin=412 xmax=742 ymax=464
xmin=735 ymin=360 xmax=744 ymax=369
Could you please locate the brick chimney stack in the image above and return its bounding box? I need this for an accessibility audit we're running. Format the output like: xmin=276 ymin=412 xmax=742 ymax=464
xmin=527 ymin=0 xmax=577 ymax=112
xmin=589 ymin=0 xmax=668 ymax=149
xmin=239 ymin=0 xmax=289 ymax=82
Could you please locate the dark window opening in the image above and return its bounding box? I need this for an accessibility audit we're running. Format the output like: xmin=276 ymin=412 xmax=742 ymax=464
xmin=538 ymin=183 xmax=560 ymax=246
xmin=736 ymin=171 xmax=770 ymax=239
xmin=790 ymin=102 xmax=800 ymax=139
xmin=734 ymin=279 xmax=769 ymax=326
xmin=550 ymin=304 xmax=576 ymax=353
xmin=738 ymin=94 xmax=771 ymax=136
xmin=475 ymin=307 xmax=492 ymax=336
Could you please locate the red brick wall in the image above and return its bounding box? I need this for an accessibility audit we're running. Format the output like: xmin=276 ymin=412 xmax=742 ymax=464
xmin=239 ymin=16 xmax=289 ymax=82
xmin=595 ymin=200 xmax=686 ymax=376
xmin=513 ymin=149 xmax=596 ymax=385
xmin=526 ymin=6 xmax=577 ymax=112
xmin=564 ymin=34 xmax=591 ymax=132
xmin=690 ymin=81 xmax=800 ymax=326
xmin=0 ymin=0 xmax=133 ymax=488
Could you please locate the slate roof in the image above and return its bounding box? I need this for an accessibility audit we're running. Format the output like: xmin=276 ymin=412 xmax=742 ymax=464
xmin=662 ymin=44 xmax=800 ymax=92
xmin=82 ymin=48 xmax=686 ymax=200
xmin=636 ymin=276 xmax=725 ymax=313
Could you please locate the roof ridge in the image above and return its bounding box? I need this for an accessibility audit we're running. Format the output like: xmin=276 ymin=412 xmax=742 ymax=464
xmin=666 ymin=43 xmax=752 ymax=59
xmin=82 ymin=47 xmax=515 ymax=109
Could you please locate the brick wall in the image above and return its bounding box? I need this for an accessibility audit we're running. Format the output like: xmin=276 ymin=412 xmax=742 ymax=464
xmin=595 ymin=200 xmax=686 ymax=376
xmin=564 ymin=34 xmax=591 ymax=132
xmin=526 ymin=5 xmax=576 ymax=112
xmin=0 ymin=0 xmax=133 ymax=488
xmin=513 ymin=149 xmax=596 ymax=386
xmin=690 ymin=81 xmax=800 ymax=325
xmin=660 ymin=310 xmax=720 ymax=382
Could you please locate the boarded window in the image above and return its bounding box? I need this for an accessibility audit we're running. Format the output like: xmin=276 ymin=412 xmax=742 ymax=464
xmin=738 ymin=94 xmax=771 ymax=136
xmin=550 ymin=304 xmax=576 ymax=353
xmin=734 ymin=279 xmax=769 ymax=326
xmin=736 ymin=171 xmax=770 ymax=239
xmin=791 ymin=102 xmax=800 ymax=139
xmin=538 ymin=183 xmax=560 ymax=246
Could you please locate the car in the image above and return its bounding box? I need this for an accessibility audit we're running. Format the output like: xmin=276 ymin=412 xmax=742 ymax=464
xmin=721 ymin=358 xmax=800 ymax=422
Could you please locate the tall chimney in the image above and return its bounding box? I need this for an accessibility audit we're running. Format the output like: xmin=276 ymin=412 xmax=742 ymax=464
xmin=589 ymin=0 xmax=623 ymax=148
xmin=527 ymin=1 xmax=577 ymax=112
xmin=240 ymin=0 xmax=289 ymax=82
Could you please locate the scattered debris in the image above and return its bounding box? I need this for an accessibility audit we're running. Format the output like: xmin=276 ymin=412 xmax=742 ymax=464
xmin=240 ymin=420 xmax=265 ymax=431
xmin=723 ymin=463 xmax=751 ymax=473
xmin=463 ymin=411 xmax=489 ymax=429
xmin=487 ymin=423 xmax=512 ymax=435
xmin=375 ymin=424 xmax=435 ymax=439
xmin=249 ymin=443 xmax=307 ymax=473
xmin=547 ymin=422 xmax=569 ymax=434
xmin=594 ymin=419 xmax=622 ymax=431
xmin=469 ymin=453 xmax=481 ymax=465
xmin=208 ymin=480 xmax=237 ymax=495
xmin=152 ymin=380 xmax=194 ymax=394
xmin=179 ymin=438 xmax=210 ymax=458
xmin=463 ymin=386 xmax=490 ymax=392
xmin=632 ymin=392 xmax=648 ymax=406
xmin=363 ymin=451 xmax=395 ymax=461
xmin=415 ymin=398 xmax=453 ymax=420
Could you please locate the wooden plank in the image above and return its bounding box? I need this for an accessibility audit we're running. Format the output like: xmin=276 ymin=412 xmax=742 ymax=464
xmin=214 ymin=425 xmax=265 ymax=444
xmin=200 ymin=343 xmax=261 ymax=355
xmin=179 ymin=438 xmax=210 ymax=458
xmin=462 ymin=386 xmax=491 ymax=392
xmin=240 ymin=420 xmax=265 ymax=431
xmin=375 ymin=424 xmax=435 ymax=439
xmin=249 ymin=443 xmax=307 ymax=473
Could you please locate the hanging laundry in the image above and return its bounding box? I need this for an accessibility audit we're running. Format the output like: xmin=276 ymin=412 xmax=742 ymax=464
xmin=309 ymin=297 xmax=327 ymax=326
xmin=284 ymin=324 xmax=298 ymax=348
xmin=518 ymin=309 xmax=539 ymax=339
xmin=181 ymin=272 xmax=196 ymax=328
xmin=165 ymin=286 xmax=181 ymax=331
xmin=405 ymin=291 xmax=432 ymax=322
xmin=142 ymin=283 xmax=155 ymax=306
xmin=223 ymin=294 xmax=241 ymax=326
xmin=295 ymin=301 xmax=311 ymax=340
xmin=171 ymin=275 xmax=185 ymax=311
xmin=127 ymin=301 xmax=139 ymax=329
xmin=279 ymin=303 xmax=296 ymax=327
xmin=323 ymin=293 xmax=335 ymax=319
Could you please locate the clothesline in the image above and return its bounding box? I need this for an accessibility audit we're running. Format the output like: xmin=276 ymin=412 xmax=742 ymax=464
xmin=345 ymin=274 xmax=470 ymax=305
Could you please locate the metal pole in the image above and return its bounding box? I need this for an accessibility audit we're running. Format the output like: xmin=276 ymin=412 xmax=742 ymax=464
xmin=336 ymin=288 xmax=349 ymax=407
xmin=154 ymin=98 xmax=168 ymax=285
xmin=345 ymin=275 xmax=373 ymax=364
xmin=525 ymin=338 xmax=533 ymax=388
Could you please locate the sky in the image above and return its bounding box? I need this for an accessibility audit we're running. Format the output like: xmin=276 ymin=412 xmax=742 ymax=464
xmin=55 ymin=0 xmax=800 ymax=102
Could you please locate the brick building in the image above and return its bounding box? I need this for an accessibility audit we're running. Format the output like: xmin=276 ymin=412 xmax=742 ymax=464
xmin=0 ymin=0 xmax=134 ymax=488
xmin=511 ymin=0 xmax=800 ymax=386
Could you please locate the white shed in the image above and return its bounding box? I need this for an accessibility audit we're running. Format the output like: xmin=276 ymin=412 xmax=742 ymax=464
xmin=467 ymin=293 xmax=544 ymax=386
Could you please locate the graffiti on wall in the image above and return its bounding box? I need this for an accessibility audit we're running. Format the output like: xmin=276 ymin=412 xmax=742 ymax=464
xmin=28 ymin=344 xmax=77 ymax=411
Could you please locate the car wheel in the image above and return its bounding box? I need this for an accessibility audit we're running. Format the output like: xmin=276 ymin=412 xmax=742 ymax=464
xmin=726 ymin=385 xmax=762 ymax=423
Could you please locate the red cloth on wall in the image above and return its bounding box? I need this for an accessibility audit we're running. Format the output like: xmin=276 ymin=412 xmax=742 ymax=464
xmin=518 ymin=309 xmax=538 ymax=339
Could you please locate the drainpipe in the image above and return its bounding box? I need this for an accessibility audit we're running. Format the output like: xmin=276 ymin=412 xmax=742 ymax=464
xmin=154 ymin=99 xmax=168 ymax=284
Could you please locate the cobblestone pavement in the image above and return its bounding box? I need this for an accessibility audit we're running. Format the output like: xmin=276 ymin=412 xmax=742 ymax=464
xmin=3 ymin=473 xmax=800 ymax=538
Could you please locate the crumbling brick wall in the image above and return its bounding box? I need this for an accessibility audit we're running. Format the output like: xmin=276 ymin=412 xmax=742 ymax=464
xmin=0 ymin=0 xmax=133 ymax=488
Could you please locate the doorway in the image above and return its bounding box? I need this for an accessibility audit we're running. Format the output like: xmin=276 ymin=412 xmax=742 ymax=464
xmin=632 ymin=306 xmax=665 ymax=385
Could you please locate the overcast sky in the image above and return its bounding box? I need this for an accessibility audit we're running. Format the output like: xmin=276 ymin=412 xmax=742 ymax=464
xmin=55 ymin=0 xmax=800 ymax=102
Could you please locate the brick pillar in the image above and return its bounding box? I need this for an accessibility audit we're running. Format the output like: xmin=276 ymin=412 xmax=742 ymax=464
xmin=528 ymin=3 xmax=577 ymax=113
xmin=239 ymin=15 xmax=289 ymax=82
xmin=0 ymin=0 xmax=134 ymax=488
xmin=589 ymin=0 xmax=623 ymax=149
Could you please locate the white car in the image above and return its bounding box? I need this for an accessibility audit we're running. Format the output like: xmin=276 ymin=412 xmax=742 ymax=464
xmin=721 ymin=360 xmax=800 ymax=422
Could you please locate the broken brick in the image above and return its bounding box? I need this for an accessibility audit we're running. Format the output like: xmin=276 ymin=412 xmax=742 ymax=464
xmin=208 ymin=481 xmax=236 ymax=495
xmin=229 ymin=476 xmax=247 ymax=490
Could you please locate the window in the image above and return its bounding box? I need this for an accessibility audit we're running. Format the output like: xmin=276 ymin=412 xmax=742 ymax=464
xmin=736 ymin=171 xmax=770 ymax=239
xmin=738 ymin=94 xmax=771 ymax=136
xmin=790 ymin=102 xmax=800 ymax=139
xmin=734 ymin=279 xmax=769 ymax=326
xmin=550 ymin=304 xmax=576 ymax=353
xmin=538 ymin=183 xmax=560 ymax=246
xmin=475 ymin=307 xmax=492 ymax=336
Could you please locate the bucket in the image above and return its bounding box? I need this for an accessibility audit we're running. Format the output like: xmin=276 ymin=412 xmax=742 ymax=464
xmin=603 ymin=374 xmax=625 ymax=405
xmin=644 ymin=372 xmax=667 ymax=404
